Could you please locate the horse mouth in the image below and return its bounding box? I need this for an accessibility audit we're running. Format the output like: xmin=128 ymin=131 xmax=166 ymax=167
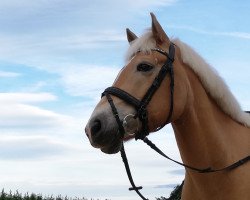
xmin=100 ymin=136 xmax=122 ymax=154
xmin=86 ymin=111 xmax=139 ymax=154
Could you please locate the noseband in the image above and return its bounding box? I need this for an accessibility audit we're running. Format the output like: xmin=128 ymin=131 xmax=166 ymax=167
xmin=101 ymin=43 xmax=250 ymax=200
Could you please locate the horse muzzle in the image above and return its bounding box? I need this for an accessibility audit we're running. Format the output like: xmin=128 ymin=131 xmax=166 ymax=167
xmin=85 ymin=108 xmax=140 ymax=154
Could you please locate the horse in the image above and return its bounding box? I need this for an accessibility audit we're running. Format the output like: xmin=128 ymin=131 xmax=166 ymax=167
xmin=85 ymin=13 xmax=250 ymax=200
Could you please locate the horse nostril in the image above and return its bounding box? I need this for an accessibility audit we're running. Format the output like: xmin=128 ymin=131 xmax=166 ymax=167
xmin=91 ymin=120 xmax=102 ymax=136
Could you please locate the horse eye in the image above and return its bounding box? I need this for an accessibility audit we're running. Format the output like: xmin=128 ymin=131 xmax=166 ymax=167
xmin=137 ymin=63 xmax=154 ymax=72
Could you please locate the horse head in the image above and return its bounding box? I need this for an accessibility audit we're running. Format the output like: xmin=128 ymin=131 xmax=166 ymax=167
xmin=85 ymin=13 xmax=189 ymax=154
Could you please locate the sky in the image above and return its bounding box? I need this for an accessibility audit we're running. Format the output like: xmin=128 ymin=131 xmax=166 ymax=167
xmin=0 ymin=0 xmax=250 ymax=199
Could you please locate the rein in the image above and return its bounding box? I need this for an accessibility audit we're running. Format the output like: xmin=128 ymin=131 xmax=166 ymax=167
xmin=101 ymin=43 xmax=250 ymax=200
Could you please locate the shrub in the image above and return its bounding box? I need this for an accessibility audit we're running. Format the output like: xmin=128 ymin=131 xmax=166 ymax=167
xmin=156 ymin=182 xmax=183 ymax=200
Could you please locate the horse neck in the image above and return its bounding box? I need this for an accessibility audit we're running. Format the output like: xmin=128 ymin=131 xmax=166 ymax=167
xmin=172 ymin=66 xmax=249 ymax=169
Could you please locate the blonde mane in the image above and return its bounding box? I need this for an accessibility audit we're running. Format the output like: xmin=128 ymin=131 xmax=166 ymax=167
xmin=125 ymin=30 xmax=250 ymax=127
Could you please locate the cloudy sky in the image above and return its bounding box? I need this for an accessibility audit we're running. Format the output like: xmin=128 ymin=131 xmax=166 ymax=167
xmin=0 ymin=0 xmax=250 ymax=199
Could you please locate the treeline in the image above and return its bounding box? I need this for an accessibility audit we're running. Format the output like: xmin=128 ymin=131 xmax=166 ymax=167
xmin=0 ymin=183 xmax=182 ymax=200
xmin=156 ymin=183 xmax=183 ymax=200
xmin=0 ymin=190 xmax=96 ymax=200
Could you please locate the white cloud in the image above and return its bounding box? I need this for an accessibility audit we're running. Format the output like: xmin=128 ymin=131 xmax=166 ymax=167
xmin=0 ymin=1 xmax=183 ymax=198
xmin=0 ymin=92 xmax=74 ymax=129
xmin=0 ymin=127 xmax=182 ymax=199
xmin=111 ymin=0 xmax=177 ymax=10
xmin=169 ymin=25 xmax=250 ymax=40
xmin=0 ymin=70 xmax=21 ymax=78
xmin=0 ymin=135 xmax=76 ymax=160
xmin=59 ymin=65 xmax=120 ymax=98
xmin=0 ymin=104 xmax=67 ymax=128
xmin=0 ymin=0 xmax=177 ymax=67
xmin=0 ymin=0 xmax=179 ymax=102
xmin=19 ymin=81 xmax=49 ymax=93
xmin=221 ymin=32 xmax=250 ymax=39
xmin=0 ymin=92 xmax=56 ymax=103
xmin=0 ymin=0 xmax=177 ymax=16
xmin=0 ymin=31 xmax=126 ymax=58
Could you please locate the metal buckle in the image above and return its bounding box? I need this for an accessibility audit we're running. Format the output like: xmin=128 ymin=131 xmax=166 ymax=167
xmin=122 ymin=114 xmax=139 ymax=136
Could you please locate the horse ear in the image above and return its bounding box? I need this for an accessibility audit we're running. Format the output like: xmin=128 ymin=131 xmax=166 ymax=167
xmin=150 ymin=12 xmax=169 ymax=45
xmin=126 ymin=28 xmax=138 ymax=44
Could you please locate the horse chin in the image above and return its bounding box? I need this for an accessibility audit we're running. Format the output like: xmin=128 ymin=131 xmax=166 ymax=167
xmin=99 ymin=129 xmax=123 ymax=154
xmin=101 ymin=141 xmax=122 ymax=154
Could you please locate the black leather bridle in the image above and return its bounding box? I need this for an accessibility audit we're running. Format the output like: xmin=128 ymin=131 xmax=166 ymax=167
xmin=102 ymin=43 xmax=175 ymax=140
xmin=101 ymin=43 xmax=250 ymax=200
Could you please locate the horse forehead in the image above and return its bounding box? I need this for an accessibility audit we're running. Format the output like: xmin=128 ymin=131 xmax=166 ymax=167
xmin=115 ymin=51 xmax=165 ymax=84
xmin=128 ymin=51 xmax=163 ymax=66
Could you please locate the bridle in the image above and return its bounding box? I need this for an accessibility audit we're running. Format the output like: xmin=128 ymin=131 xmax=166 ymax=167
xmin=102 ymin=43 xmax=175 ymax=140
xmin=101 ymin=43 xmax=250 ymax=200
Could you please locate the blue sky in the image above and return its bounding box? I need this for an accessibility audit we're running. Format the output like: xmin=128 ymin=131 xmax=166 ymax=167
xmin=0 ymin=0 xmax=249 ymax=199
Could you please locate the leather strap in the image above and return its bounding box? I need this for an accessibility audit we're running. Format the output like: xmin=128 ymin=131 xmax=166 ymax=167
xmin=102 ymin=43 xmax=176 ymax=140
xmin=143 ymin=137 xmax=250 ymax=173
xmin=101 ymin=42 xmax=250 ymax=200
xmin=102 ymin=87 xmax=141 ymax=109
